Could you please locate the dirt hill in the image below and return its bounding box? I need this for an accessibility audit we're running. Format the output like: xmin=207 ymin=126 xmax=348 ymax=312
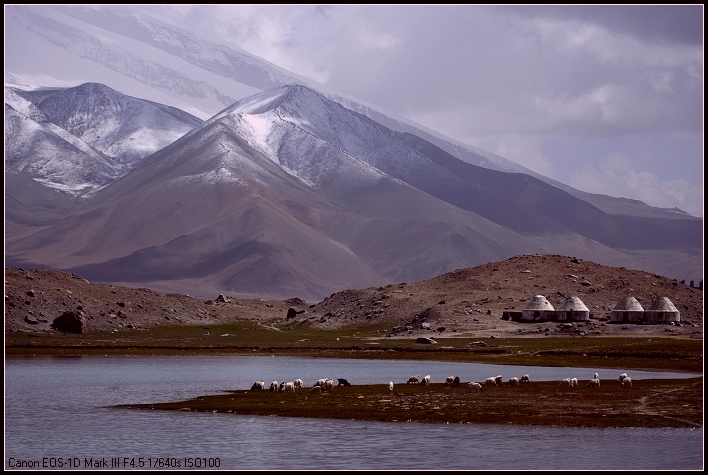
xmin=4 ymin=254 xmax=703 ymax=339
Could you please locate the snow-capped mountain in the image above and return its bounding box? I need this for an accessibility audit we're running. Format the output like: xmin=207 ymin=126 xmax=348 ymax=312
xmin=5 ymin=82 xmax=203 ymax=233
xmin=5 ymin=5 xmax=702 ymax=299
xmin=6 ymin=82 xmax=203 ymax=189
xmin=6 ymin=85 xmax=702 ymax=301
xmin=5 ymin=4 xmax=690 ymax=220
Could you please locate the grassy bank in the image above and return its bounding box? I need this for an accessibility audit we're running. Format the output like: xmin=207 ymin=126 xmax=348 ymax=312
xmin=6 ymin=322 xmax=703 ymax=373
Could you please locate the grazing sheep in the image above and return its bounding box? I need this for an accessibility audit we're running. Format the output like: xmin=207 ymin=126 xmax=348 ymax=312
xmin=618 ymin=373 xmax=629 ymax=383
xmin=294 ymin=379 xmax=304 ymax=389
xmin=570 ymin=378 xmax=578 ymax=388
xmin=507 ymin=377 xmax=520 ymax=387
xmin=337 ymin=378 xmax=351 ymax=387
xmin=451 ymin=376 xmax=461 ymax=388
xmin=420 ymin=375 xmax=431 ymax=386
xmin=389 ymin=381 xmax=394 ymax=391
xmin=310 ymin=385 xmax=322 ymax=393
xmin=315 ymin=378 xmax=327 ymax=387
xmin=484 ymin=377 xmax=497 ymax=387
xmin=407 ymin=375 xmax=420 ymax=384
xmin=283 ymin=382 xmax=295 ymax=393
xmin=621 ymin=376 xmax=633 ymax=388
xmin=587 ymin=378 xmax=601 ymax=388
xmin=270 ymin=381 xmax=279 ymax=392
xmin=594 ymin=372 xmax=599 ymax=380
xmin=322 ymin=378 xmax=335 ymax=392
xmin=251 ymin=380 xmax=265 ymax=391
xmin=444 ymin=376 xmax=455 ymax=385
xmin=494 ymin=375 xmax=503 ymax=386
xmin=559 ymin=377 xmax=572 ymax=387
xmin=467 ymin=382 xmax=484 ymax=393
xmin=520 ymin=374 xmax=530 ymax=383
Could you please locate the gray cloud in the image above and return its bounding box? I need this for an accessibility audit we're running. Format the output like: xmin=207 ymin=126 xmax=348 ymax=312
xmin=134 ymin=5 xmax=703 ymax=217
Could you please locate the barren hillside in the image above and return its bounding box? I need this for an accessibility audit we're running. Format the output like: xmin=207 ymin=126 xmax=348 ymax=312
xmin=5 ymin=255 xmax=703 ymax=339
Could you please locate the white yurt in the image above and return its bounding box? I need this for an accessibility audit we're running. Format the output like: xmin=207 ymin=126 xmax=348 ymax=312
xmin=521 ymin=295 xmax=555 ymax=322
xmin=644 ymin=297 xmax=680 ymax=323
xmin=610 ymin=296 xmax=645 ymax=323
xmin=555 ymin=295 xmax=590 ymax=322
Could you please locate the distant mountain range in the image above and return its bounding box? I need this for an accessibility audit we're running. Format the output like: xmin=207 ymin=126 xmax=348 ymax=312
xmin=5 ymin=5 xmax=702 ymax=301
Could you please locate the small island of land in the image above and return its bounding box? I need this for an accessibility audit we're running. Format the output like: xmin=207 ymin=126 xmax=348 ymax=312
xmin=118 ymin=377 xmax=703 ymax=429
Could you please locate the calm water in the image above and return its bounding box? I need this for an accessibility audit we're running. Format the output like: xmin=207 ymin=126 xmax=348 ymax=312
xmin=4 ymin=356 xmax=703 ymax=470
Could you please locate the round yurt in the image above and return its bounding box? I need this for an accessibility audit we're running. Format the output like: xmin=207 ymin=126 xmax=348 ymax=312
xmin=644 ymin=297 xmax=680 ymax=323
xmin=555 ymin=295 xmax=590 ymax=322
xmin=610 ymin=296 xmax=645 ymax=323
xmin=521 ymin=295 xmax=555 ymax=322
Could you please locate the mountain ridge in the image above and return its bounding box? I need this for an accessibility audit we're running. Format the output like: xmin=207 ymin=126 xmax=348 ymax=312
xmin=6 ymin=84 xmax=702 ymax=300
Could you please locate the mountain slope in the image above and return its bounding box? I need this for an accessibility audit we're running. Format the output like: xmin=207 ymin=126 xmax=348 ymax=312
xmin=9 ymin=85 xmax=698 ymax=301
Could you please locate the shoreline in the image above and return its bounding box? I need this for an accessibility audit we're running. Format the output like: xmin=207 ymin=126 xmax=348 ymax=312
xmin=6 ymin=338 xmax=704 ymax=374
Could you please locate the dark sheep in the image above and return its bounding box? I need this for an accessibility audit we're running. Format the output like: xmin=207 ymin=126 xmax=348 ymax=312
xmin=337 ymin=378 xmax=351 ymax=387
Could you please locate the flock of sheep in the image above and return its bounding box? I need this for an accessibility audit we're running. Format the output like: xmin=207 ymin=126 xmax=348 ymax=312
xmin=249 ymin=372 xmax=633 ymax=394
xmin=250 ymin=377 xmax=351 ymax=393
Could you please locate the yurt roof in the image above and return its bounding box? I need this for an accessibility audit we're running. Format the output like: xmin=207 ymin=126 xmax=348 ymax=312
xmin=646 ymin=296 xmax=679 ymax=312
xmin=557 ymin=295 xmax=590 ymax=312
xmin=612 ymin=296 xmax=645 ymax=312
xmin=523 ymin=295 xmax=555 ymax=311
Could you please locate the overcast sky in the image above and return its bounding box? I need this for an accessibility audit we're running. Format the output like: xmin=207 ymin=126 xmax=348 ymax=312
xmin=106 ymin=6 xmax=707 ymax=217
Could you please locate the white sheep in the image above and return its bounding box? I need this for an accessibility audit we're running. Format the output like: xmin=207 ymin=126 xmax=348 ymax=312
xmin=559 ymin=377 xmax=571 ymax=387
xmin=322 ymin=378 xmax=335 ymax=392
xmin=618 ymin=373 xmax=628 ymax=383
xmin=494 ymin=375 xmax=503 ymax=386
xmin=250 ymin=380 xmax=265 ymax=391
xmin=467 ymin=382 xmax=483 ymax=393
xmin=570 ymin=377 xmax=578 ymax=388
xmin=594 ymin=372 xmax=599 ymax=380
xmin=621 ymin=376 xmax=633 ymax=388
xmin=507 ymin=377 xmax=520 ymax=387
xmin=270 ymin=381 xmax=279 ymax=392
xmin=294 ymin=379 xmax=304 ymax=389
xmin=587 ymin=378 xmax=601 ymax=388
xmin=310 ymin=385 xmax=322 ymax=393
xmin=283 ymin=382 xmax=295 ymax=393
xmin=444 ymin=376 xmax=455 ymax=385
xmin=520 ymin=374 xmax=530 ymax=383
xmin=389 ymin=381 xmax=394 ymax=391
xmin=484 ymin=377 xmax=497 ymax=387
xmin=420 ymin=375 xmax=431 ymax=386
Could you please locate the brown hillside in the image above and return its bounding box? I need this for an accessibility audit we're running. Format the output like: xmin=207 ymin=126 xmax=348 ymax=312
xmin=4 ymin=254 xmax=703 ymax=339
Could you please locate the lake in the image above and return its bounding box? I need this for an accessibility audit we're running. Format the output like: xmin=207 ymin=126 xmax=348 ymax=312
xmin=4 ymin=355 xmax=703 ymax=470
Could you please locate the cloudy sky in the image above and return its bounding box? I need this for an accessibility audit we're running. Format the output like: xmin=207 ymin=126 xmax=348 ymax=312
xmin=130 ymin=5 xmax=703 ymax=217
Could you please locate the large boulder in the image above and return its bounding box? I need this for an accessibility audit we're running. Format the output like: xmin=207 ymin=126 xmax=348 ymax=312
xmin=51 ymin=311 xmax=87 ymax=333
xmin=286 ymin=307 xmax=305 ymax=319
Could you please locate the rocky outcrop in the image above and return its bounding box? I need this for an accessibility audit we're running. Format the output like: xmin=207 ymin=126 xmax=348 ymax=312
xmin=51 ymin=311 xmax=87 ymax=333
xmin=286 ymin=307 xmax=306 ymax=319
